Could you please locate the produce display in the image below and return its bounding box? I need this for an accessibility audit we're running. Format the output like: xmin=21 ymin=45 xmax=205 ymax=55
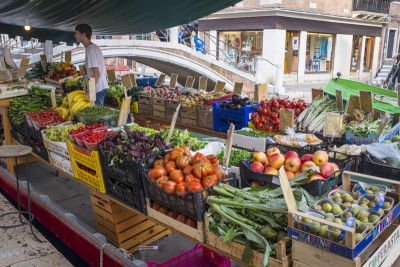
xmin=159 ymin=129 xmax=207 ymax=151
xmin=65 ymin=77 xmax=85 ymax=91
xmin=207 ymin=183 xmax=316 ymax=266
xmin=128 ymin=124 xmax=157 ymax=136
xmin=146 ymin=87 xmax=204 ymax=104
xmin=329 ymin=144 xmax=366 ymax=159
xmin=56 ymin=90 xmax=93 ymax=120
xmin=47 ymin=62 xmax=79 ymax=80
xmin=45 ymin=123 xmax=84 ymax=142
xmin=146 ymin=148 xmax=226 ymax=194
xmin=216 ymin=148 xmax=251 ymax=168
xmin=74 ymin=106 xmax=118 ymax=125
xmin=26 ymin=110 xmax=65 ymax=130
xmin=69 ymin=124 xmax=105 ymax=141
xmin=218 ymin=94 xmax=252 ymax=110
xmin=346 ymin=119 xmax=393 ymax=138
xmin=75 ymin=128 xmax=115 ymax=150
xmin=150 ymin=202 xmax=197 ymax=228
xmin=272 ymin=133 xmax=323 ymax=147
xmin=25 ymin=61 xmax=50 ymax=79
xmin=294 ymin=95 xmax=335 ymax=133
xmin=234 ymin=129 xmax=268 ymax=138
xmin=250 ymin=98 xmax=307 ymax=132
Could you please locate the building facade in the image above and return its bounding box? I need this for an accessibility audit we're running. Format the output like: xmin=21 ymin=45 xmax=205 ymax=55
xmin=199 ymin=0 xmax=394 ymax=85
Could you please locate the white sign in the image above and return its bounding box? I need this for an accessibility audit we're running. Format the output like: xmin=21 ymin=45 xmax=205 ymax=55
xmin=292 ymin=37 xmax=299 ymax=51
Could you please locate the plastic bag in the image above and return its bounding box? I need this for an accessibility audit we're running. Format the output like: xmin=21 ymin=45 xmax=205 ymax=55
xmin=366 ymin=142 xmax=400 ymax=161
xmin=193 ymin=141 xmax=224 ymax=156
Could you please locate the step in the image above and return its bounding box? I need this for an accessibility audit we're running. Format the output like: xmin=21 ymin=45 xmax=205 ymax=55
xmin=377 ymin=73 xmax=388 ymax=78
xmin=379 ymin=69 xmax=391 ymax=74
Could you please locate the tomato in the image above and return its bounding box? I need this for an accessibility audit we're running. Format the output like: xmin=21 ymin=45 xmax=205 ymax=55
xmin=190 ymin=152 xmax=209 ymax=165
xmin=192 ymin=162 xmax=214 ymax=179
xmin=259 ymin=117 xmax=265 ymax=124
xmin=185 ymin=174 xmax=200 ymax=184
xmin=270 ymin=113 xmax=278 ymax=119
xmin=164 ymin=153 xmax=170 ymax=163
xmin=261 ymin=108 xmax=268 ymax=115
xmin=257 ymin=122 xmax=263 ymax=129
xmin=295 ymin=108 xmax=301 ymax=116
xmin=273 ymin=102 xmax=279 ymax=108
xmin=176 ymin=182 xmax=187 ymax=195
xmin=206 ymin=155 xmax=219 ymax=168
xmin=266 ymin=126 xmax=273 ymax=132
xmin=276 ymin=109 xmax=280 ymax=114
xmin=300 ymin=106 xmax=305 ymax=112
xmin=152 ymin=166 xmax=167 ymax=179
xmin=202 ymin=175 xmax=217 ymax=188
xmin=188 ymin=180 xmax=203 ymax=192
xmin=169 ymin=146 xmax=192 ymax=161
xmin=251 ymin=112 xmax=258 ymax=119
xmin=253 ymin=117 xmax=259 ymax=124
xmin=214 ymin=167 xmax=227 ymax=181
xmin=260 ymin=100 xmax=266 ymax=106
xmin=176 ymin=156 xmax=191 ymax=169
xmin=170 ymin=169 xmax=184 ymax=183
xmin=153 ymin=159 xmax=165 ymax=168
xmin=147 ymin=169 xmax=157 ymax=181
xmin=164 ymin=180 xmax=177 ymax=193
xmin=256 ymin=106 xmax=262 ymax=113
xmin=274 ymin=118 xmax=280 ymax=125
xmin=156 ymin=176 xmax=169 ymax=188
xmin=165 ymin=161 xmax=177 ymax=173
xmin=185 ymin=218 xmax=197 ymax=228
xmin=182 ymin=165 xmax=193 ymax=175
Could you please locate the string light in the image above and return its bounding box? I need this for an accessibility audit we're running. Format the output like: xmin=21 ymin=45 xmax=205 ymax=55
xmin=24 ymin=11 xmax=30 ymax=31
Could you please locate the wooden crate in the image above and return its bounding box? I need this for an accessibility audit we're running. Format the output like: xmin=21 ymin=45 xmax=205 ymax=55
xmin=292 ymin=223 xmax=400 ymax=267
xmin=205 ymin=213 xmax=292 ymax=267
xmin=138 ymin=96 xmax=153 ymax=116
xmin=197 ymin=105 xmax=213 ymax=129
xmin=152 ymin=98 xmax=166 ymax=113
xmin=146 ymin=199 xmax=205 ymax=242
xmin=89 ymin=189 xmax=171 ymax=253
xmin=181 ymin=103 xmax=197 ymax=120
xmin=165 ymin=100 xmax=181 ymax=122
xmin=181 ymin=117 xmax=197 ymax=127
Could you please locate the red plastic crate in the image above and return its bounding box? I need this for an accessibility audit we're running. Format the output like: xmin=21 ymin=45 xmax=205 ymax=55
xmin=147 ymin=244 xmax=231 ymax=267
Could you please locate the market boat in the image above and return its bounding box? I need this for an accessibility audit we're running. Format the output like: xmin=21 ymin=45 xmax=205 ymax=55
xmin=322 ymin=78 xmax=400 ymax=114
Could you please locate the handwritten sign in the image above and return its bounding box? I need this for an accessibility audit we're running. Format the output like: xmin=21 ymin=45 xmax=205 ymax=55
xmin=169 ymin=73 xmax=178 ymax=89
xmin=65 ymin=51 xmax=72 ymax=64
xmin=375 ymin=113 xmax=390 ymax=140
xmin=360 ymin=90 xmax=373 ymax=113
xmin=166 ymin=104 xmax=181 ymax=144
xmin=199 ymin=76 xmax=208 ymax=91
xmin=88 ymin=78 xmax=96 ymax=102
xmin=373 ymin=110 xmax=381 ymax=121
xmin=40 ymin=55 xmax=47 ymax=73
xmin=323 ymin=112 xmax=343 ymax=138
xmin=121 ymin=74 xmax=132 ymax=88
xmin=50 ymin=88 xmax=57 ymax=109
xmin=335 ymin=89 xmax=343 ymax=111
xmin=107 ymin=69 xmax=116 ymax=82
xmin=185 ymin=76 xmax=195 ymax=88
xmin=255 ymin=83 xmax=267 ymax=102
xmin=214 ymin=81 xmax=226 ymax=92
xmin=155 ymin=74 xmax=166 ymax=87
xmin=118 ymin=96 xmax=132 ymax=126
xmin=347 ymin=95 xmax=361 ymax=115
xmin=279 ymin=108 xmax=294 ymax=132
xmin=312 ymin=88 xmax=323 ymax=100
xmin=16 ymin=57 xmax=30 ymax=78
xmin=79 ymin=64 xmax=86 ymax=76
xmin=233 ymin=82 xmax=243 ymax=95
xmin=223 ymin=123 xmax=235 ymax=168
xmin=129 ymin=73 xmax=137 ymax=88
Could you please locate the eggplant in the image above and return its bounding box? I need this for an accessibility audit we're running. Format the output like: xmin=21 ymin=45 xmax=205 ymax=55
xmin=219 ymin=101 xmax=228 ymax=109
xmin=232 ymin=94 xmax=242 ymax=104
xmin=228 ymin=103 xmax=240 ymax=110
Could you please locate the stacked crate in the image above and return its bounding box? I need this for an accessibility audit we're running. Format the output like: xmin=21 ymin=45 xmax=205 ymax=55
xmin=138 ymin=95 xmax=152 ymax=116
xmin=152 ymin=98 xmax=166 ymax=119
xmin=197 ymin=105 xmax=213 ymax=130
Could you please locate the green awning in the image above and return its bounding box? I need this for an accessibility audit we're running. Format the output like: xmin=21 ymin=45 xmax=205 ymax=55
xmin=0 ymin=0 xmax=240 ymax=45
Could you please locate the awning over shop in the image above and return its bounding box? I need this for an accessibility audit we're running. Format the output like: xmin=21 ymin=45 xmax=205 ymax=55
xmin=0 ymin=0 xmax=241 ymax=45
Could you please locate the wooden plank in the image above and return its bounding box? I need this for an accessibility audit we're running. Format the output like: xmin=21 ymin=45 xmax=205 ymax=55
xmin=50 ymin=88 xmax=57 ymax=109
xmin=40 ymin=55 xmax=47 ymax=73
xmin=214 ymin=81 xmax=226 ymax=92
xmin=89 ymin=195 xmax=122 ymax=213
xmin=347 ymin=95 xmax=361 ymax=115
xmin=336 ymin=89 xmax=343 ymax=111
xmin=198 ymin=76 xmax=208 ymax=91
xmin=79 ymin=64 xmax=86 ymax=76
xmin=107 ymin=70 xmax=116 ymax=82
xmin=88 ymin=78 xmax=96 ymax=102
xmin=118 ymin=96 xmax=131 ymax=126
xmin=120 ymin=223 xmax=164 ymax=249
xmin=96 ymin=223 xmax=119 ymax=244
xmin=185 ymin=76 xmax=195 ymax=88
xmin=255 ymin=83 xmax=268 ymax=102
xmin=375 ymin=112 xmax=390 ymax=141
xmin=279 ymin=109 xmax=294 ymax=132
xmin=311 ymin=88 xmax=323 ymax=100
xmin=125 ymin=228 xmax=172 ymax=254
xmin=169 ymin=73 xmax=178 ymax=88
xmin=342 ymin=171 xmax=400 ymax=194
xmin=359 ymin=90 xmax=373 ymax=113
xmin=278 ymin=167 xmax=298 ymax=212
xmin=223 ymin=123 xmax=235 ymax=168
xmin=166 ymin=103 xmax=181 ymax=144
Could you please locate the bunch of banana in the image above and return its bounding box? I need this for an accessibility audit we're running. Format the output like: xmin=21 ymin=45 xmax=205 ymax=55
xmin=56 ymin=90 xmax=93 ymax=120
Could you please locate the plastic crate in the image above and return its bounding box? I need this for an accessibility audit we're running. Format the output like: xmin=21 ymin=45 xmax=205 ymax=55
xmin=27 ymin=138 xmax=49 ymax=161
xmin=23 ymin=117 xmax=44 ymax=142
xmin=213 ymin=101 xmax=258 ymax=133
xmin=11 ymin=122 xmax=28 ymax=145
xmin=67 ymin=140 xmax=106 ymax=193
xmin=359 ymin=152 xmax=400 ymax=180
xmin=147 ymin=244 xmax=231 ymax=267
xmin=143 ymin=173 xmax=237 ymax=221
xmin=103 ymin=175 xmax=146 ymax=213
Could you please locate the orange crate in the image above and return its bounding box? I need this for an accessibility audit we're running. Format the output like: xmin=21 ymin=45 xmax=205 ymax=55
xmin=67 ymin=140 xmax=106 ymax=193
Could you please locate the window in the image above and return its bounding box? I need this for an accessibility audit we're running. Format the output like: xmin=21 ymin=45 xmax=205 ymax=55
xmin=350 ymin=36 xmax=362 ymax=72
xmin=284 ymin=31 xmax=300 ymax=74
xmin=387 ymin=30 xmax=396 ymax=59
xmin=363 ymin=37 xmax=374 ymax=72
xmin=305 ymin=33 xmax=334 ymax=73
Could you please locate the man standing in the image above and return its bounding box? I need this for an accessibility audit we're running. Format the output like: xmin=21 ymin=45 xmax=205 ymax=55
xmin=74 ymin=24 xmax=108 ymax=105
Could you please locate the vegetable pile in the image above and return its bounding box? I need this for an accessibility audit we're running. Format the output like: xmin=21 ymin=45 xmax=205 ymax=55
xmin=206 ymin=184 xmax=316 ymax=266
xmin=45 ymin=123 xmax=84 ymax=142
xmin=146 ymin=87 xmax=204 ymax=104
xmin=47 ymin=62 xmax=79 ymax=80
xmin=25 ymin=62 xmax=50 ymax=79
xmin=159 ymin=129 xmax=207 ymax=151
xmin=147 ymin=148 xmax=226 ymax=194
xmin=69 ymin=124 xmax=105 ymax=141
xmin=100 ymin=126 xmax=167 ymax=165
xmin=75 ymin=129 xmax=115 ymax=150
xmin=218 ymin=94 xmax=252 ymax=110
xmin=235 ymin=129 xmax=268 ymax=138
xmin=26 ymin=110 xmax=64 ymax=129
xmin=75 ymin=106 xmax=119 ymax=125
xmin=128 ymin=124 xmax=157 ymax=136
xmin=346 ymin=119 xmax=393 ymax=138
xmin=151 ymin=202 xmax=197 ymax=228
xmin=216 ymin=148 xmax=251 ymax=168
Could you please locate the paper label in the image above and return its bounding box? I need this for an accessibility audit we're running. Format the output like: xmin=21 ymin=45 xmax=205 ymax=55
xmin=65 ymin=51 xmax=72 ymax=63
xmin=155 ymin=74 xmax=166 ymax=87
xmin=233 ymin=82 xmax=243 ymax=95
xmin=279 ymin=109 xmax=294 ymax=131
xmin=88 ymin=78 xmax=96 ymax=102
xmin=17 ymin=57 xmax=30 ymax=78
xmin=215 ymin=81 xmax=225 ymax=92
xmin=107 ymin=69 xmax=116 ymax=82
xmin=50 ymin=88 xmax=57 ymax=109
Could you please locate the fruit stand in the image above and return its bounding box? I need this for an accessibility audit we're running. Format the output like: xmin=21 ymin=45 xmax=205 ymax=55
xmin=1 ymin=68 xmax=400 ymax=267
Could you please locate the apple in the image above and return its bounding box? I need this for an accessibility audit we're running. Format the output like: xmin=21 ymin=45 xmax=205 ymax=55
xmin=250 ymin=162 xmax=264 ymax=173
xmin=308 ymin=173 xmax=325 ymax=181
xmin=294 ymin=171 xmax=302 ymax=177
xmin=319 ymin=162 xmax=335 ymax=178
xmin=312 ymin=150 xmax=329 ymax=166
xmin=285 ymin=151 xmax=299 ymax=160
xmin=268 ymin=153 xmax=285 ymax=169
xmin=285 ymin=170 xmax=295 ymax=180
xmin=300 ymin=154 xmax=313 ymax=163
xmin=252 ymin=151 xmax=268 ymax=164
xmin=301 ymin=161 xmax=317 ymax=172
xmin=284 ymin=157 xmax=302 ymax=173
xmin=251 ymin=181 xmax=264 ymax=188
xmin=331 ymin=162 xmax=340 ymax=177
xmin=266 ymin=146 xmax=280 ymax=157
xmin=264 ymin=167 xmax=279 ymax=176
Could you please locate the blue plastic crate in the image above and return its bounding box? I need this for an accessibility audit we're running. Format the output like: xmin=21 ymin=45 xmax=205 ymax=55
xmin=212 ymin=101 xmax=258 ymax=133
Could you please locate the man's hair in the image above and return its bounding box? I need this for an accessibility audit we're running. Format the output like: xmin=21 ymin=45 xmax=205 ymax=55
xmin=75 ymin=24 xmax=92 ymax=39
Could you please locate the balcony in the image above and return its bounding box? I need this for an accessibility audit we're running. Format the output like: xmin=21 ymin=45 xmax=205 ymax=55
xmin=353 ymin=0 xmax=391 ymax=14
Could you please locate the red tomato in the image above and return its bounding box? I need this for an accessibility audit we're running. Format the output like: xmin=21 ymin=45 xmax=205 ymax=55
xmin=202 ymin=175 xmax=217 ymax=188
xmin=257 ymin=122 xmax=263 ymax=129
xmin=170 ymin=169 xmax=184 ymax=183
xmin=164 ymin=180 xmax=177 ymax=193
xmin=176 ymin=182 xmax=187 ymax=194
xmin=270 ymin=113 xmax=278 ymax=119
xmin=188 ymin=180 xmax=203 ymax=192
xmin=261 ymin=108 xmax=268 ymax=115
xmin=253 ymin=117 xmax=260 ymax=124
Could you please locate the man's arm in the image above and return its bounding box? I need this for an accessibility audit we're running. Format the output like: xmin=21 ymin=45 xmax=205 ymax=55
xmin=92 ymin=67 xmax=100 ymax=86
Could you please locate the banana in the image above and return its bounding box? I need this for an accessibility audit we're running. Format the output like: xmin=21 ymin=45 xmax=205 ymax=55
xmin=62 ymin=96 xmax=69 ymax=107
xmin=68 ymin=90 xmax=85 ymax=104
xmin=71 ymin=95 xmax=90 ymax=106
xmin=71 ymin=101 xmax=88 ymax=115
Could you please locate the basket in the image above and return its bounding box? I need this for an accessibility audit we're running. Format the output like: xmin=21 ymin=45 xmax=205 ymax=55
xmin=103 ymin=175 xmax=146 ymax=213
xmin=27 ymin=139 xmax=49 ymax=161
xmin=147 ymin=244 xmax=231 ymax=267
xmin=143 ymin=173 xmax=237 ymax=221
xmin=11 ymin=122 xmax=28 ymax=145
xmin=359 ymin=152 xmax=400 ymax=181
xmin=23 ymin=117 xmax=44 ymax=142
xmin=213 ymin=101 xmax=258 ymax=133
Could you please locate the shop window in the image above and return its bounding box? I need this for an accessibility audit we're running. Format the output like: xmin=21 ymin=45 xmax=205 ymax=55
xmin=305 ymin=33 xmax=334 ymax=73
xmin=387 ymin=30 xmax=396 ymax=59
xmin=350 ymin=36 xmax=362 ymax=72
xmin=363 ymin=37 xmax=374 ymax=72
xmin=284 ymin=31 xmax=300 ymax=74
xmin=218 ymin=31 xmax=263 ymax=72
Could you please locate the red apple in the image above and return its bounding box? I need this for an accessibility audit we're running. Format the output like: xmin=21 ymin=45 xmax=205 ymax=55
xmin=252 ymin=152 xmax=268 ymax=165
xmin=285 ymin=170 xmax=295 ymax=180
xmin=284 ymin=157 xmax=302 ymax=173
xmin=251 ymin=181 xmax=264 ymax=188
xmin=301 ymin=161 xmax=317 ymax=172
xmin=266 ymin=146 xmax=280 ymax=157
xmin=331 ymin=162 xmax=340 ymax=177
xmin=308 ymin=173 xmax=325 ymax=181
xmin=268 ymin=153 xmax=285 ymax=169
xmin=312 ymin=150 xmax=329 ymax=166
xmin=294 ymin=171 xmax=302 ymax=177
xmin=319 ymin=162 xmax=335 ymax=178
xmin=264 ymin=167 xmax=279 ymax=176
xmin=285 ymin=151 xmax=299 ymax=160
xmin=300 ymin=154 xmax=313 ymax=163
xmin=250 ymin=162 xmax=264 ymax=173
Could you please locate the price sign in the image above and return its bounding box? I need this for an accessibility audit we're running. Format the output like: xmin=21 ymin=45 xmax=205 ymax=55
xmin=50 ymin=88 xmax=57 ymax=109
xmin=279 ymin=108 xmax=294 ymax=132
xmin=169 ymin=73 xmax=178 ymax=89
xmin=347 ymin=95 xmax=361 ymax=115
xmin=166 ymin=104 xmax=182 ymax=144
xmin=336 ymin=89 xmax=343 ymax=111
xmin=312 ymin=88 xmax=324 ymax=100
xmin=16 ymin=57 xmax=30 ymax=78
xmin=198 ymin=76 xmax=208 ymax=91
xmin=360 ymin=90 xmax=373 ymax=113
xmin=129 ymin=73 xmax=137 ymax=88
xmin=233 ymin=82 xmax=243 ymax=95
xmin=88 ymin=78 xmax=96 ymax=102
xmin=121 ymin=74 xmax=132 ymax=88
xmin=79 ymin=64 xmax=86 ymax=76
xmin=323 ymin=112 xmax=343 ymax=138
xmin=255 ymin=83 xmax=267 ymax=102
xmin=107 ymin=69 xmax=116 ymax=82
xmin=40 ymin=55 xmax=47 ymax=73
xmin=118 ymin=96 xmax=132 ymax=126
xmin=65 ymin=51 xmax=72 ymax=64
xmin=373 ymin=110 xmax=381 ymax=121
xmin=214 ymin=81 xmax=226 ymax=92
xmin=185 ymin=76 xmax=195 ymax=88
xmin=375 ymin=113 xmax=390 ymax=140
xmin=223 ymin=123 xmax=235 ymax=168
xmin=154 ymin=74 xmax=166 ymax=87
